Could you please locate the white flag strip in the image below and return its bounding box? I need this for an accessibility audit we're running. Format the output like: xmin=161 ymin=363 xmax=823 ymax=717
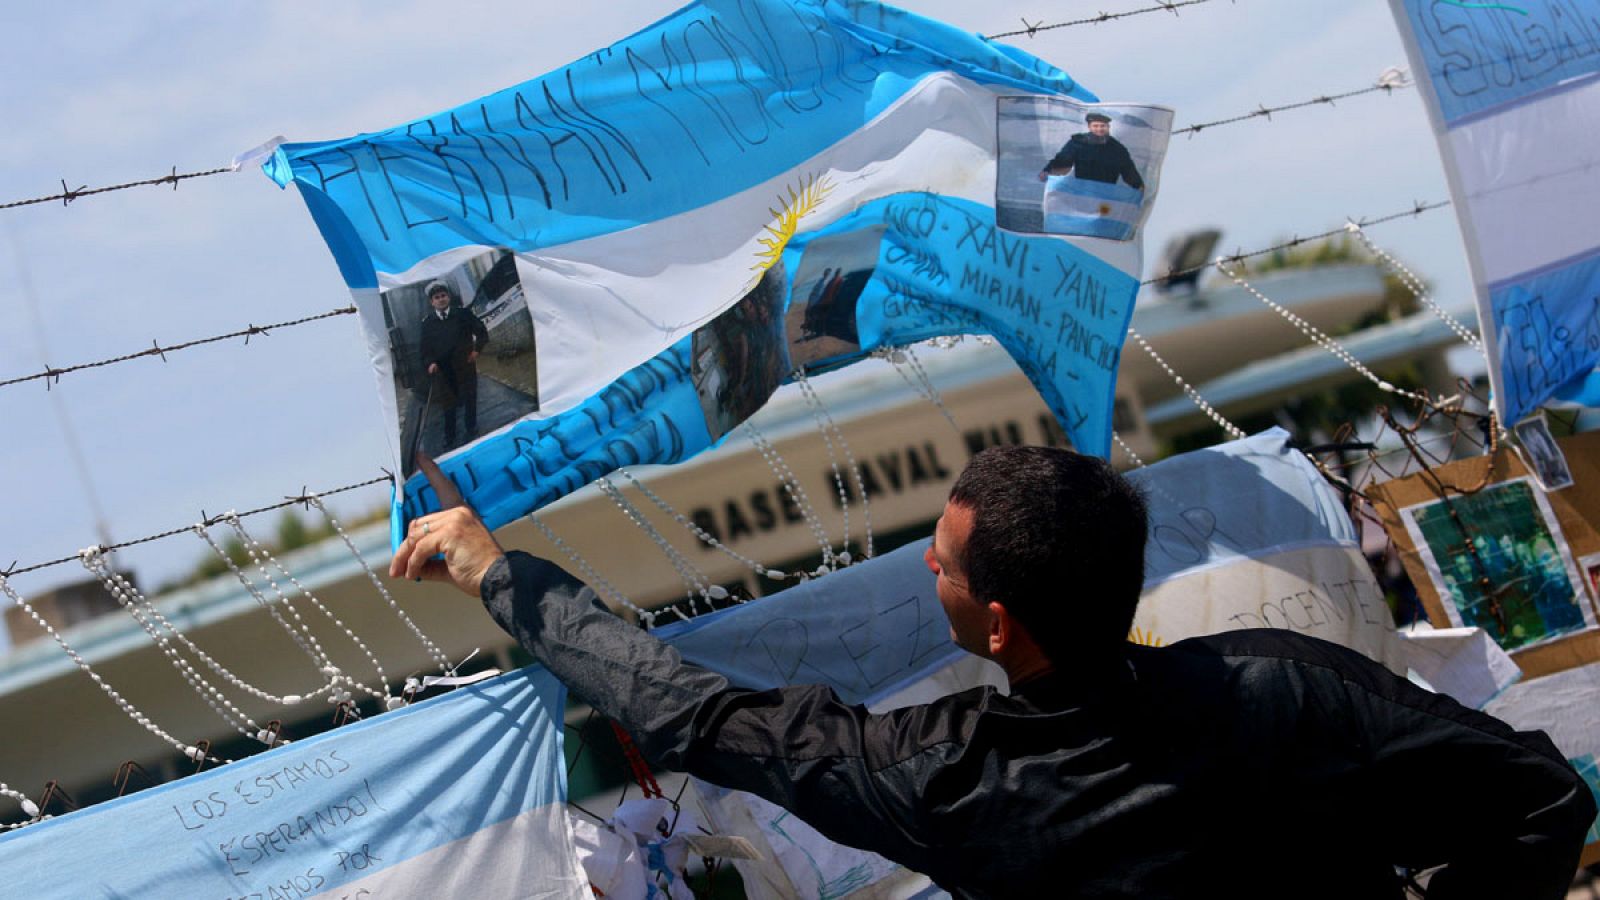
xmin=1387 ymin=1 xmax=1600 ymax=422
xmin=0 ymin=668 xmax=583 ymax=899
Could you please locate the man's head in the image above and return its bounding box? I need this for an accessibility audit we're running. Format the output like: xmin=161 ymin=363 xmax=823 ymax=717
xmin=1085 ymin=112 xmax=1112 ymax=138
xmin=929 ymin=445 xmax=1148 ymax=669
xmin=426 ymin=281 xmax=453 ymax=312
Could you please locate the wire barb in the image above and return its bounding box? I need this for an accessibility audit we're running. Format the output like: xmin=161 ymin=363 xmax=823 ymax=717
xmin=0 ymin=305 xmax=358 ymax=390
xmin=1173 ymin=79 xmax=1410 ymax=136
xmin=1141 ymin=199 xmax=1452 ymax=287
xmin=987 ymin=0 xmax=1218 ymax=38
xmin=8 ymin=473 xmax=391 ymax=578
xmin=2 ymin=166 xmax=233 ymax=211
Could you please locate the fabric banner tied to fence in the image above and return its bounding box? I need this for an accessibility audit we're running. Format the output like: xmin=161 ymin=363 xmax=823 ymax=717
xmin=0 ymin=432 xmax=1404 ymax=898
xmin=1387 ymin=0 xmax=1600 ymax=423
xmin=0 ymin=667 xmax=578 ymax=898
xmin=259 ymin=0 xmax=1167 ymax=545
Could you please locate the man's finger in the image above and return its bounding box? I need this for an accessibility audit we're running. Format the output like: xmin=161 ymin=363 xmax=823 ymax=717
xmin=414 ymin=452 xmax=468 ymax=511
xmin=404 ymin=531 xmax=446 ymax=581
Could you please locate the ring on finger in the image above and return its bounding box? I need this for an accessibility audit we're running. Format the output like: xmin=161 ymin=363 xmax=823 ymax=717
xmin=421 ymin=521 xmax=432 ymax=535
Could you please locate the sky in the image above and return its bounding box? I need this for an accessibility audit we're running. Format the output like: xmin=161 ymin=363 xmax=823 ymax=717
xmin=0 ymin=0 xmax=1475 ymax=610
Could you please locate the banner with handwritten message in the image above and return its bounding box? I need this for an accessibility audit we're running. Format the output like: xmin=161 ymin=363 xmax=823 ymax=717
xmin=261 ymin=0 xmax=1161 ymax=542
xmin=1128 ymin=428 xmax=1405 ymax=671
xmin=1387 ymin=1 xmax=1600 ymax=422
xmin=0 ymin=668 xmax=582 ymax=899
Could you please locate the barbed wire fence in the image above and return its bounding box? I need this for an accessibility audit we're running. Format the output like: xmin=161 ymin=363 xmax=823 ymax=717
xmin=3 ymin=3 xmax=1549 ymax=876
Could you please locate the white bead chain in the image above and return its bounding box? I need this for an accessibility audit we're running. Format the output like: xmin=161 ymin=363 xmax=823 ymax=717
xmin=742 ymin=421 xmax=836 ymax=575
xmin=526 ymin=513 xmax=656 ymax=627
xmin=222 ymin=515 xmax=388 ymax=702
xmin=615 ymin=468 xmax=794 ymax=585
xmin=1126 ymin=326 xmax=1248 ymax=441
xmin=1345 ymin=222 xmax=1484 ymax=353
xmin=1111 ymin=430 xmax=1148 ymax=469
xmin=0 ymin=781 xmax=42 ymax=830
xmin=791 ymin=373 xmax=851 ymax=563
xmin=193 ymin=521 xmax=334 ymax=673
xmin=89 ymin=544 xmax=330 ymax=710
xmin=1215 ymin=257 xmax=1434 ymax=406
xmin=0 ymin=575 xmax=226 ymax=767
xmin=596 ymin=476 xmax=714 ymax=614
xmin=304 ymin=494 xmax=451 ymax=674
xmin=81 ymin=550 xmax=265 ymax=742
xmin=792 ymin=371 xmax=873 ymax=561
xmin=903 ymin=346 xmax=964 ymax=436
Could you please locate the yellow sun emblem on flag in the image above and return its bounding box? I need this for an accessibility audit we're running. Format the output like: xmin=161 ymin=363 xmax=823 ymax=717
xmin=753 ymin=173 xmax=833 ymax=272
xmin=1127 ymin=627 xmax=1164 ymax=647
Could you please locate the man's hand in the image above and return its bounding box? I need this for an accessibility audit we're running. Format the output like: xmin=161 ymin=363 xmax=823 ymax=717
xmin=388 ymin=454 xmax=505 ymax=596
xmin=467 ymin=350 xmax=479 ymax=364
xmin=427 ymin=362 xmax=440 ymax=375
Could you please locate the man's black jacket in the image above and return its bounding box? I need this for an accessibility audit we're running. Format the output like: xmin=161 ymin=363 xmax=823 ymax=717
xmin=1042 ymin=134 xmax=1145 ymax=189
xmin=482 ymin=551 xmax=1594 ymax=899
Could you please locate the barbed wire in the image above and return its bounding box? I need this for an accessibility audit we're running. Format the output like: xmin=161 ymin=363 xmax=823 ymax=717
xmin=0 ymin=200 xmax=1451 ymax=391
xmin=2 ymin=474 xmax=391 ymax=579
xmin=1173 ymin=81 xmax=1406 ymax=137
xmin=0 ymin=306 xmax=357 ymax=390
xmin=0 ymin=168 xmax=233 ymax=211
xmin=990 ymin=0 xmax=1225 ymax=39
xmin=1142 ymin=199 xmax=1452 ymax=287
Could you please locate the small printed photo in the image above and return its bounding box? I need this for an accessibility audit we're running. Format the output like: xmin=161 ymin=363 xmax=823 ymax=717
xmin=692 ymin=266 xmax=789 ymax=442
xmin=996 ymin=97 xmax=1173 ymax=240
xmin=784 ymin=226 xmax=882 ymax=371
xmin=379 ymin=249 xmax=540 ymax=476
xmin=1513 ymin=413 xmax=1574 ymax=491
xmin=1580 ymin=553 xmax=1600 ymax=604
xmin=1401 ymin=478 xmax=1596 ymax=652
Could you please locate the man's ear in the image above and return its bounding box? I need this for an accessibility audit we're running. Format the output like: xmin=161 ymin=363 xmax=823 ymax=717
xmin=986 ymin=601 xmax=1012 ymax=657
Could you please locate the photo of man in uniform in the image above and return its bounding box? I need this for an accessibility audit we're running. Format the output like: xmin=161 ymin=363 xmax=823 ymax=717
xmin=1037 ymin=112 xmax=1145 ymax=190
xmin=419 ymin=280 xmax=490 ymax=449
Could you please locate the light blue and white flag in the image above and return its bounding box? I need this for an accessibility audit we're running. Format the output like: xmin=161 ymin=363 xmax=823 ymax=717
xmin=1388 ymin=1 xmax=1600 ymax=423
xmin=260 ymin=0 xmax=1158 ymax=541
xmin=1043 ymin=177 xmax=1143 ymax=241
xmin=1126 ymin=428 xmax=1404 ymax=670
xmin=0 ymin=667 xmax=581 ymax=898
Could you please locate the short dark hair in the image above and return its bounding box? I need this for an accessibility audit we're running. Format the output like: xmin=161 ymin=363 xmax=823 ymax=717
xmin=948 ymin=445 xmax=1148 ymax=663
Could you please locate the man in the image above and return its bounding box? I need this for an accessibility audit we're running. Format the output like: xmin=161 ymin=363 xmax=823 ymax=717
xmin=417 ymin=280 xmax=489 ymax=449
xmin=1038 ymin=112 xmax=1145 ymax=190
xmin=392 ymin=447 xmax=1594 ymax=899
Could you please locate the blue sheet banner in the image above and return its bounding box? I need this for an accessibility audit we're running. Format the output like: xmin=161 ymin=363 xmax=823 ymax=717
xmin=656 ymin=539 xmax=960 ymax=708
xmin=258 ymin=0 xmax=1152 ymax=542
xmin=0 ymin=668 xmax=577 ymax=899
xmin=1388 ymin=1 xmax=1600 ymax=422
xmin=1126 ymin=427 xmax=1357 ymax=587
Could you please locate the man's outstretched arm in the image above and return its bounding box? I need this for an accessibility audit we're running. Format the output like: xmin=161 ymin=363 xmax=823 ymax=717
xmin=389 ymin=495 xmax=937 ymax=869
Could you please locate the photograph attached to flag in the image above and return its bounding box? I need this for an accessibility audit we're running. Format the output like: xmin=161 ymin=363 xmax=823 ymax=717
xmin=261 ymin=0 xmax=1166 ymax=539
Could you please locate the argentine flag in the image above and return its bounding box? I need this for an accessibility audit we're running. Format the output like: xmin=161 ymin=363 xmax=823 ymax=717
xmin=262 ymin=0 xmax=1156 ymax=537
xmin=1043 ymin=176 xmax=1144 ymax=241
xmin=0 ymin=668 xmax=582 ymax=897
xmin=1388 ymin=0 xmax=1600 ymax=423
